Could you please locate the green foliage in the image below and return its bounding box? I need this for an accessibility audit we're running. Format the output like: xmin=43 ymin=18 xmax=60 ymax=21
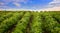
xmin=0 ymin=13 xmax=13 ymax=23
xmin=0 ymin=12 xmax=24 ymax=33
xmin=0 ymin=11 xmax=60 ymax=33
xmin=42 ymin=13 xmax=60 ymax=33
xmin=12 ymin=12 xmax=31 ymax=33
xmin=30 ymin=13 xmax=42 ymax=33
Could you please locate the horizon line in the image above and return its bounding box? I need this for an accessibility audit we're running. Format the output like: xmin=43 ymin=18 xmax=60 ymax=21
xmin=0 ymin=9 xmax=60 ymax=11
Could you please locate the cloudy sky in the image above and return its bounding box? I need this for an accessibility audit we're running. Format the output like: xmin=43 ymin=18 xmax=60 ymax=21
xmin=0 ymin=0 xmax=60 ymax=11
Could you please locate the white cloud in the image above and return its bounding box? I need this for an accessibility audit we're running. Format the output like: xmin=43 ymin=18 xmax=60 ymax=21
xmin=0 ymin=0 xmax=29 ymax=8
xmin=13 ymin=0 xmax=28 ymax=2
xmin=49 ymin=0 xmax=60 ymax=7
xmin=0 ymin=2 xmax=5 ymax=6
xmin=13 ymin=3 xmax=21 ymax=7
xmin=13 ymin=0 xmax=29 ymax=4
xmin=12 ymin=0 xmax=28 ymax=7
xmin=49 ymin=0 xmax=60 ymax=4
xmin=40 ymin=0 xmax=60 ymax=11
xmin=0 ymin=2 xmax=9 ymax=8
xmin=2 ymin=0 xmax=28 ymax=3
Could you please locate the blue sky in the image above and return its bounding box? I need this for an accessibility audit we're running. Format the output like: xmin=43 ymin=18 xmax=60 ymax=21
xmin=0 ymin=0 xmax=60 ymax=10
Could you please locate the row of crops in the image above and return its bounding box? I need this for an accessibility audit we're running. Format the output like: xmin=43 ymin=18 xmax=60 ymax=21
xmin=0 ymin=11 xmax=60 ymax=33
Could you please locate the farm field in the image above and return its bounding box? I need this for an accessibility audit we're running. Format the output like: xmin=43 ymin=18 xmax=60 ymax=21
xmin=0 ymin=11 xmax=60 ymax=33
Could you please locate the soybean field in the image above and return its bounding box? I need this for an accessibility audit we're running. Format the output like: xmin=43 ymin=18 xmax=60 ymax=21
xmin=0 ymin=11 xmax=60 ymax=33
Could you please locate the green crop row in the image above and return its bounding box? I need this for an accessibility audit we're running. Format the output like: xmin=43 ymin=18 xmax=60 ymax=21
xmin=12 ymin=12 xmax=31 ymax=33
xmin=42 ymin=13 xmax=60 ymax=33
xmin=30 ymin=13 xmax=42 ymax=33
xmin=0 ymin=12 xmax=24 ymax=33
